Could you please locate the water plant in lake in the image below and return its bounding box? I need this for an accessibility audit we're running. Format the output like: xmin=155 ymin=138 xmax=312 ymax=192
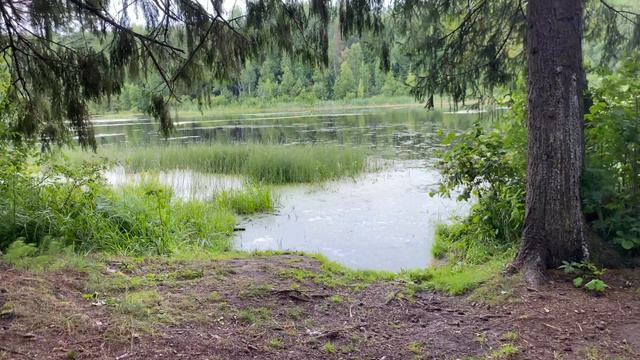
xmin=72 ymin=144 xmax=368 ymax=184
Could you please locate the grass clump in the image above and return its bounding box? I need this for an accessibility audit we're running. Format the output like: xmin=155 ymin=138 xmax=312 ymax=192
xmin=79 ymin=143 xmax=368 ymax=184
xmin=3 ymin=239 xmax=93 ymax=273
xmin=323 ymin=341 xmax=335 ymax=353
xmin=214 ymin=186 xmax=274 ymax=215
xmin=116 ymin=290 xmax=162 ymax=319
xmin=267 ymin=338 xmax=284 ymax=349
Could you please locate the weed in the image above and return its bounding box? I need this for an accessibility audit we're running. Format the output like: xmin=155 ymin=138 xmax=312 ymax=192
xmin=490 ymin=343 xmax=519 ymax=359
xmin=116 ymin=290 xmax=162 ymax=319
xmin=329 ymin=294 xmax=344 ymax=304
xmin=170 ymin=269 xmax=204 ymax=281
xmin=501 ymin=331 xmax=518 ymax=342
xmin=560 ymin=261 xmax=609 ymax=294
xmin=207 ymin=292 xmax=224 ymax=303
xmin=238 ymin=283 xmax=272 ymax=299
xmin=237 ymin=307 xmax=271 ymax=325
xmin=286 ymin=306 xmax=304 ymax=320
xmin=323 ymin=341 xmax=335 ymax=353
xmin=404 ymin=258 xmax=508 ymax=295
xmin=267 ymin=338 xmax=284 ymax=349
xmin=469 ymin=274 xmax=523 ymax=305
xmin=407 ymin=341 xmax=424 ymax=354
xmin=215 ymin=187 xmax=274 ymax=215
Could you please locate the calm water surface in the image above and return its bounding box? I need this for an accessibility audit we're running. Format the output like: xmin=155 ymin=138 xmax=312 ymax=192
xmin=100 ymin=107 xmax=491 ymax=271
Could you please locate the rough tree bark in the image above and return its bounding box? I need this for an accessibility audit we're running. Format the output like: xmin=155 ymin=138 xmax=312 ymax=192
xmin=513 ymin=0 xmax=589 ymax=284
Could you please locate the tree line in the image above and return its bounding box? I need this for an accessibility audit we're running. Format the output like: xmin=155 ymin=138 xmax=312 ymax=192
xmin=96 ymin=40 xmax=416 ymax=113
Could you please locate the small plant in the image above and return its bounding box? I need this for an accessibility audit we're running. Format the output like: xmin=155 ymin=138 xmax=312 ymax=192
xmin=329 ymin=294 xmax=344 ymax=304
xmin=490 ymin=343 xmax=519 ymax=359
xmin=207 ymin=292 xmax=224 ymax=303
xmin=267 ymin=338 xmax=284 ymax=349
xmin=323 ymin=341 xmax=335 ymax=353
xmin=559 ymin=261 xmax=609 ymax=294
xmin=501 ymin=331 xmax=519 ymax=342
xmin=407 ymin=341 xmax=424 ymax=354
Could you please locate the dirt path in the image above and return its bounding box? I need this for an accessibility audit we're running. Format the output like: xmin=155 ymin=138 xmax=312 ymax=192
xmin=1 ymin=255 xmax=638 ymax=359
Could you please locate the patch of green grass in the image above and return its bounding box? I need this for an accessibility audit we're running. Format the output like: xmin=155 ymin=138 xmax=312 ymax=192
xmin=170 ymin=268 xmax=204 ymax=281
xmin=207 ymin=292 xmax=224 ymax=303
xmin=323 ymin=341 xmax=335 ymax=353
xmin=215 ymin=186 xmax=274 ymax=215
xmin=237 ymin=307 xmax=271 ymax=325
xmin=238 ymin=283 xmax=272 ymax=299
xmin=468 ymin=274 xmax=523 ymax=305
xmin=267 ymin=338 xmax=284 ymax=349
xmin=501 ymin=331 xmax=519 ymax=342
xmin=115 ymin=290 xmax=162 ymax=319
xmin=329 ymin=294 xmax=344 ymax=303
xmin=489 ymin=344 xmax=519 ymax=359
xmin=286 ymin=306 xmax=304 ymax=320
xmin=2 ymin=240 xmax=94 ymax=273
xmin=77 ymin=143 xmax=369 ymax=184
xmin=403 ymin=257 xmax=509 ymax=295
xmin=407 ymin=341 xmax=424 ymax=354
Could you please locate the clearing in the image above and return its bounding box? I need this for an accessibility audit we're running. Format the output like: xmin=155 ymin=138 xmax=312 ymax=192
xmin=0 ymin=254 xmax=638 ymax=359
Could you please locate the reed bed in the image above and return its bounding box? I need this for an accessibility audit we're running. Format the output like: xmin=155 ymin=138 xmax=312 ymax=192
xmin=79 ymin=143 xmax=369 ymax=184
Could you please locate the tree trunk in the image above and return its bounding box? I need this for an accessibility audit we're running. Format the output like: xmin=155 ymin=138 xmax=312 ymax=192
xmin=513 ymin=0 xmax=588 ymax=284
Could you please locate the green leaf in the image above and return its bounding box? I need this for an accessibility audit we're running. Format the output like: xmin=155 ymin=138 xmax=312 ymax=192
xmin=572 ymin=277 xmax=584 ymax=287
xmin=620 ymin=238 xmax=636 ymax=250
xmin=584 ymin=279 xmax=608 ymax=293
xmin=442 ymin=132 xmax=456 ymax=145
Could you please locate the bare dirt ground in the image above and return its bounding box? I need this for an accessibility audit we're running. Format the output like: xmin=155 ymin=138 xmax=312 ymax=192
xmin=1 ymin=255 xmax=639 ymax=359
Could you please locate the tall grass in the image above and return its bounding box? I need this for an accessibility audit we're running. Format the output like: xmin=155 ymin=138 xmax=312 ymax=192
xmin=0 ymin=157 xmax=275 ymax=255
xmin=83 ymin=144 xmax=368 ymax=184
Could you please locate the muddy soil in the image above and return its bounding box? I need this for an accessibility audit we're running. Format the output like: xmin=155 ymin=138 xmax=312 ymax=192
xmin=0 ymin=255 xmax=638 ymax=359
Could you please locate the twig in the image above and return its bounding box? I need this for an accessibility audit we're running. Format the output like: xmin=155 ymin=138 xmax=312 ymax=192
xmin=543 ymin=323 xmax=562 ymax=331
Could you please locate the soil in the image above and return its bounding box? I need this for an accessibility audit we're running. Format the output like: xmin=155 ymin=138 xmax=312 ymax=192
xmin=0 ymin=255 xmax=638 ymax=359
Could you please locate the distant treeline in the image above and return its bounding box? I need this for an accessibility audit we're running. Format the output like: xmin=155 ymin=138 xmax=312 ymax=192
xmin=92 ymin=36 xmax=417 ymax=113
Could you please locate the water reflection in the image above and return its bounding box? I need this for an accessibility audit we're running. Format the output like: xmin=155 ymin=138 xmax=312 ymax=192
xmin=92 ymin=108 xmax=495 ymax=158
xmin=235 ymin=160 xmax=468 ymax=271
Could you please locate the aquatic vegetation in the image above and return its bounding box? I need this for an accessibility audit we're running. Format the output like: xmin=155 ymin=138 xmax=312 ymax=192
xmin=73 ymin=143 xmax=369 ymax=184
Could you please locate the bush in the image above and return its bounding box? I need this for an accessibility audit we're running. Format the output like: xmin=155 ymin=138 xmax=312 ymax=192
xmin=435 ymin=57 xmax=640 ymax=263
xmin=433 ymin=92 xmax=527 ymax=264
xmin=583 ymin=56 xmax=640 ymax=254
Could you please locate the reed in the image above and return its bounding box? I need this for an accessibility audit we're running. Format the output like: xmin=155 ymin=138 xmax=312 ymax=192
xmin=85 ymin=143 xmax=368 ymax=184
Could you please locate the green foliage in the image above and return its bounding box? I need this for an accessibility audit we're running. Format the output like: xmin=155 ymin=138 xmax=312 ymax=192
xmin=215 ymin=187 xmax=274 ymax=215
xmin=0 ymin=145 xmax=274 ymax=255
xmin=404 ymin=257 xmax=509 ymax=295
xmin=433 ymin=95 xmax=527 ymax=264
xmin=584 ymin=56 xmax=640 ymax=253
xmin=435 ymin=59 xmax=640 ymax=268
xmin=323 ymin=341 xmax=335 ymax=353
xmin=2 ymin=239 xmax=92 ymax=272
xmin=559 ymin=261 xmax=609 ymax=294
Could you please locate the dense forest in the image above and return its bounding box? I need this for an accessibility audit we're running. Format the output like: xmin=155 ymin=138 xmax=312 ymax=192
xmin=94 ymin=32 xmax=416 ymax=113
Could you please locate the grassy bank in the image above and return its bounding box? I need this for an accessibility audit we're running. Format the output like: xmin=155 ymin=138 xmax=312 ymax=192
xmin=0 ymin=154 xmax=274 ymax=255
xmin=91 ymin=95 xmax=421 ymax=119
xmin=69 ymin=143 xmax=369 ymax=184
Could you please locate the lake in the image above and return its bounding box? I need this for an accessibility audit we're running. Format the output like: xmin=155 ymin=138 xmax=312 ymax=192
xmin=99 ymin=106 xmax=489 ymax=271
